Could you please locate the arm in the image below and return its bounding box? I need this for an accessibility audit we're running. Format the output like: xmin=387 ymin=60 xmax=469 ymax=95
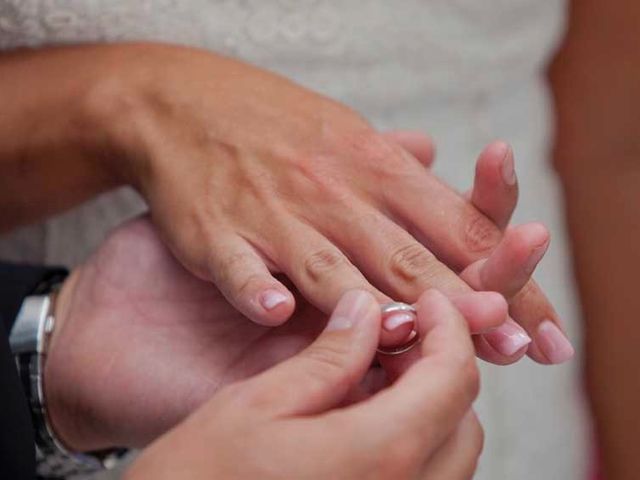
xmin=0 ymin=46 xmax=127 ymax=229
xmin=549 ymin=1 xmax=640 ymax=477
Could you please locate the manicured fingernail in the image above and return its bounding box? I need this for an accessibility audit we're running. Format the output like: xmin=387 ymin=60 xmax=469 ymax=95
xmin=382 ymin=312 xmax=415 ymax=332
xmin=484 ymin=320 xmax=532 ymax=356
xmin=524 ymin=240 xmax=549 ymax=275
xmin=501 ymin=146 xmax=517 ymax=186
xmin=326 ymin=290 xmax=375 ymax=331
xmin=535 ymin=320 xmax=575 ymax=364
xmin=260 ymin=290 xmax=288 ymax=311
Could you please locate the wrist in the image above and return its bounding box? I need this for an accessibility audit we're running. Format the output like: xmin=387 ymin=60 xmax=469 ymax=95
xmin=43 ymin=269 xmax=104 ymax=453
xmin=79 ymin=43 xmax=197 ymax=195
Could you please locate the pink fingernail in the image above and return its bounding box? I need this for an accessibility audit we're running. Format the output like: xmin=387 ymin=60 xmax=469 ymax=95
xmin=524 ymin=239 xmax=550 ymax=274
xmin=501 ymin=146 xmax=517 ymax=186
xmin=484 ymin=321 xmax=531 ymax=356
xmin=260 ymin=290 xmax=289 ymax=311
xmin=535 ymin=320 xmax=575 ymax=364
xmin=382 ymin=312 xmax=415 ymax=332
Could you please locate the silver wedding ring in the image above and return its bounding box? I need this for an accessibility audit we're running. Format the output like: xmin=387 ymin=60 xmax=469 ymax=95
xmin=376 ymin=302 xmax=421 ymax=356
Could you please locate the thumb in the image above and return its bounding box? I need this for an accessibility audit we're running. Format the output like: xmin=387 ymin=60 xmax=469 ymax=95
xmin=240 ymin=290 xmax=381 ymax=417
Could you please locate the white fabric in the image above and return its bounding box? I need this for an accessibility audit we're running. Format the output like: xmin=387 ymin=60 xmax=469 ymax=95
xmin=0 ymin=1 xmax=589 ymax=479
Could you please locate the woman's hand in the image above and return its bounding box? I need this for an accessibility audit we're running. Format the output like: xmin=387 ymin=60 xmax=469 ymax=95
xmin=44 ymin=217 xmax=505 ymax=451
xmin=0 ymin=43 xmax=572 ymax=363
xmin=125 ymin=289 xmax=484 ymax=480
xmin=83 ymin=43 xmax=570 ymax=363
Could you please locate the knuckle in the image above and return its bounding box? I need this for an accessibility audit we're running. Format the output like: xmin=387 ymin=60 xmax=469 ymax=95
xmin=303 ymin=343 xmax=351 ymax=378
xmin=219 ymin=251 xmax=254 ymax=273
xmin=511 ymin=278 xmax=539 ymax=306
xmin=388 ymin=243 xmax=437 ymax=283
xmin=235 ymin=273 xmax=266 ymax=299
xmin=459 ymin=357 xmax=481 ymax=402
xmin=342 ymin=130 xmax=410 ymax=174
xmin=286 ymin=151 xmax=351 ymax=203
xmin=379 ymin=435 xmax=422 ymax=476
xmin=348 ymin=131 xmax=393 ymax=160
xmin=470 ymin=416 xmax=485 ymax=459
xmin=462 ymin=213 xmax=501 ymax=255
xmin=303 ymin=248 xmax=349 ymax=282
xmin=439 ymin=352 xmax=481 ymax=403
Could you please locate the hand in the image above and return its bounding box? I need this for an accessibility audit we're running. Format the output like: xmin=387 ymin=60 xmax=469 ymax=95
xmin=387 ymin=133 xmax=575 ymax=365
xmin=125 ymin=289 xmax=483 ymax=480
xmin=87 ymin=43 xmax=571 ymax=363
xmin=43 ymin=217 xmax=504 ymax=452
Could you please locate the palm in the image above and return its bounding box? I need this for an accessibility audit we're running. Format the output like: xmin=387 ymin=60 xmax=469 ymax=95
xmin=50 ymin=218 xmax=325 ymax=447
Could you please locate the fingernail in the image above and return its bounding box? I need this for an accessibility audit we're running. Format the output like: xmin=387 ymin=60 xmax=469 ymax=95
xmin=524 ymin=240 xmax=550 ymax=275
xmin=260 ymin=290 xmax=289 ymax=311
xmin=535 ymin=320 xmax=575 ymax=364
xmin=484 ymin=320 xmax=532 ymax=356
xmin=501 ymin=146 xmax=517 ymax=186
xmin=382 ymin=312 xmax=415 ymax=332
xmin=326 ymin=290 xmax=374 ymax=331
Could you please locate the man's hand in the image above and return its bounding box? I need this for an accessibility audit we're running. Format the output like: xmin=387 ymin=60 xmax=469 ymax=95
xmin=126 ymin=289 xmax=483 ymax=480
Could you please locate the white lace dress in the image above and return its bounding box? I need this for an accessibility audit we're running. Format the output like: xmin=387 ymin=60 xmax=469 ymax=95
xmin=0 ymin=1 xmax=589 ymax=478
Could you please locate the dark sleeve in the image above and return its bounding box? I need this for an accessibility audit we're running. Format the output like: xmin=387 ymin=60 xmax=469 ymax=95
xmin=0 ymin=263 xmax=67 ymax=480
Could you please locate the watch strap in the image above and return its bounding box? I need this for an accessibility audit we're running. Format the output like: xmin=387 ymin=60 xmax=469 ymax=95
xmin=0 ymin=262 xmax=67 ymax=335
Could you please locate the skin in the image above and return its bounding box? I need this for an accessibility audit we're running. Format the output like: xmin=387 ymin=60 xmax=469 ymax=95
xmin=0 ymin=43 xmax=572 ymax=364
xmin=549 ymin=0 xmax=640 ymax=477
xmin=45 ymin=216 xmax=541 ymax=451
xmin=125 ymin=289 xmax=484 ymax=480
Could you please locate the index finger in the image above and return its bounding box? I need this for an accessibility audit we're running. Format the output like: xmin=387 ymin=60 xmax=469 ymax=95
xmin=339 ymin=289 xmax=478 ymax=455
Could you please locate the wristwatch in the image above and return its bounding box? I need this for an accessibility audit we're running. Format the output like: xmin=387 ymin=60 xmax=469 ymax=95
xmin=9 ymin=271 xmax=127 ymax=479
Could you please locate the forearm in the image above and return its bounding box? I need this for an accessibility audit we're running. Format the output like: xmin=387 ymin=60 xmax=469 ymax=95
xmin=550 ymin=1 xmax=640 ymax=477
xmin=0 ymin=43 xmax=183 ymax=231
xmin=558 ymin=164 xmax=640 ymax=479
xmin=0 ymin=45 xmax=133 ymax=230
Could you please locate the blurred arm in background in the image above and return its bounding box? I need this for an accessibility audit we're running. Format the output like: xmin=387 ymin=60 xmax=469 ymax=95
xmin=549 ymin=1 xmax=640 ymax=478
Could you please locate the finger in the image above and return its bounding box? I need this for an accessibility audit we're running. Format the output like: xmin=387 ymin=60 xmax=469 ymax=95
xmin=317 ymin=199 xmax=510 ymax=353
xmin=379 ymin=291 xmax=508 ymax=378
xmin=267 ymin=216 xmax=425 ymax=351
xmin=271 ymin=218 xmax=391 ymax=313
xmin=449 ymin=291 xmax=509 ymax=334
xmin=472 ymin=320 xmax=530 ymax=365
xmin=459 ymin=224 xmax=549 ymax=362
xmin=477 ymin=223 xmax=549 ymax=298
xmin=322 ymin=205 xmax=513 ymax=354
xmin=383 ymin=159 xmax=502 ymax=270
xmin=470 ymin=141 xmax=518 ymax=230
xmin=238 ymin=290 xmax=381 ymax=417
xmin=323 ymin=204 xmax=466 ymax=303
xmin=382 ymin=130 xmax=435 ymax=168
xmin=208 ymin=233 xmax=296 ymax=326
xmin=269 ymin=218 xmax=417 ymax=355
xmin=378 ymin=290 xmax=508 ymax=350
xmin=513 ymin=284 xmax=575 ymax=364
xmin=385 ymin=152 xmax=571 ymax=364
xmin=419 ymin=410 xmax=484 ymax=480
xmin=346 ymin=290 xmax=478 ymax=455
xmin=460 ymin=224 xmax=573 ymax=364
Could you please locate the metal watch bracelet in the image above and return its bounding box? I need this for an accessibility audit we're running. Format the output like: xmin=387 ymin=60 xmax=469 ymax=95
xmin=10 ymin=278 xmax=127 ymax=479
